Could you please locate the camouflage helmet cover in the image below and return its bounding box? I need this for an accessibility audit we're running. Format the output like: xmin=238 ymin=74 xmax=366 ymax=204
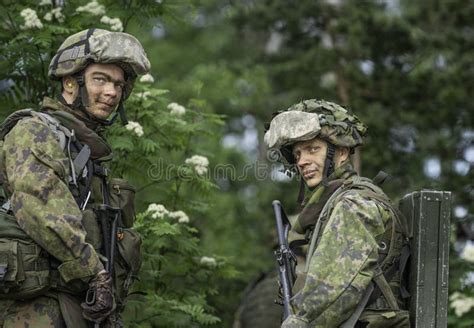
xmin=264 ymin=99 xmax=367 ymax=150
xmin=48 ymin=28 xmax=151 ymax=98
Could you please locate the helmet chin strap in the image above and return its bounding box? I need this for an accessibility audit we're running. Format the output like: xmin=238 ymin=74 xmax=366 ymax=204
xmin=321 ymin=142 xmax=336 ymax=186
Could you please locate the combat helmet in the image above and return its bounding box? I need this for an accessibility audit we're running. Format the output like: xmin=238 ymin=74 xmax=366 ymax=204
xmin=264 ymin=99 xmax=367 ymax=180
xmin=48 ymin=28 xmax=151 ymax=124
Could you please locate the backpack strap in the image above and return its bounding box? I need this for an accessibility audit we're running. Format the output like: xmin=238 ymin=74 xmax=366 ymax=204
xmin=1 ymin=110 xmax=93 ymax=208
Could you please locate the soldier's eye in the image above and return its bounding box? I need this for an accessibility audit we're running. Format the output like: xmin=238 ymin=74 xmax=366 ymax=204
xmin=93 ymin=77 xmax=106 ymax=85
xmin=115 ymin=82 xmax=126 ymax=90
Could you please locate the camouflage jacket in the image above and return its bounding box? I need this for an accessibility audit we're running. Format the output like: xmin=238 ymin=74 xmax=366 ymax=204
xmin=282 ymin=163 xmax=395 ymax=328
xmin=0 ymin=97 xmax=108 ymax=284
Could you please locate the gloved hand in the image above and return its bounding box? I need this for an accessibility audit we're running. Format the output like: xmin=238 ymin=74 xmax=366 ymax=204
xmin=81 ymin=270 xmax=116 ymax=323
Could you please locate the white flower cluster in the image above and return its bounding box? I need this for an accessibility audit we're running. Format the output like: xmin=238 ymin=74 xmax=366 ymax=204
xmin=461 ymin=242 xmax=474 ymax=263
xmin=185 ymin=155 xmax=209 ymax=176
xmin=76 ymin=0 xmax=106 ymax=16
xmin=125 ymin=121 xmax=144 ymax=137
xmin=146 ymin=204 xmax=190 ymax=224
xmin=168 ymin=210 xmax=190 ymax=223
xmin=135 ymin=91 xmax=151 ymax=100
xmin=100 ymin=16 xmax=123 ymax=32
xmin=44 ymin=7 xmax=65 ymax=23
xmin=39 ymin=0 xmax=52 ymax=6
xmin=167 ymin=102 xmax=186 ymax=117
xmin=147 ymin=203 xmax=168 ymax=219
xmin=139 ymin=73 xmax=155 ymax=83
xmin=450 ymin=292 xmax=474 ymax=317
xmin=200 ymin=256 xmax=217 ymax=268
xmin=20 ymin=9 xmax=43 ymax=30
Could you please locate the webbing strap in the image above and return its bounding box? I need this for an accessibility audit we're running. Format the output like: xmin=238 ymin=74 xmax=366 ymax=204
xmin=73 ymin=144 xmax=91 ymax=179
xmin=340 ymin=283 xmax=375 ymax=328
xmin=1 ymin=200 xmax=11 ymax=212
xmin=304 ymin=183 xmax=348 ymax=272
xmin=373 ymin=268 xmax=400 ymax=310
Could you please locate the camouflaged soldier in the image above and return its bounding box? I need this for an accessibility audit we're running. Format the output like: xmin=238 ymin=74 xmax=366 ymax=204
xmin=0 ymin=28 xmax=150 ymax=327
xmin=264 ymin=100 xmax=410 ymax=328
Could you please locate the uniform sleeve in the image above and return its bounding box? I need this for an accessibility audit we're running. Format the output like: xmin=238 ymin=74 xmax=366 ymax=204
xmin=3 ymin=118 xmax=104 ymax=282
xmin=287 ymin=192 xmax=387 ymax=327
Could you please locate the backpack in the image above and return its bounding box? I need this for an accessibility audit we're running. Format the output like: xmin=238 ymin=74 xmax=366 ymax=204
xmin=0 ymin=109 xmax=141 ymax=305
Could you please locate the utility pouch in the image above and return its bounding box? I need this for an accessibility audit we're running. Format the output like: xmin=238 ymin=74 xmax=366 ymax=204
xmin=109 ymin=178 xmax=136 ymax=228
xmin=114 ymin=228 xmax=142 ymax=311
xmin=0 ymin=212 xmax=51 ymax=299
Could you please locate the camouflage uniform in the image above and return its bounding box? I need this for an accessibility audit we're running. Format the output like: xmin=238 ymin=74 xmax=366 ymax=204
xmin=265 ymin=100 xmax=409 ymax=328
xmin=0 ymin=98 xmax=108 ymax=327
xmin=0 ymin=29 xmax=150 ymax=327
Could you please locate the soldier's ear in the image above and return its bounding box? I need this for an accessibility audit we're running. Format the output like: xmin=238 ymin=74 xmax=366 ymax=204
xmin=62 ymin=77 xmax=79 ymax=104
xmin=62 ymin=77 xmax=77 ymax=92
xmin=335 ymin=147 xmax=350 ymax=166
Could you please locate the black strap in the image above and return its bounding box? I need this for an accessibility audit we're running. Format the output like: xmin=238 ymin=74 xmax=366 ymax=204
xmin=340 ymin=283 xmax=375 ymax=328
xmin=297 ymin=177 xmax=306 ymax=205
xmin=84 ymin=28 xmax=95 ymax=54
xmin=322 ymin=143 xmax=336 ymax=179
xmin=399 ymin=244 xmax=411 ymax=299
xmin=93 ymin=162 xmax=108 ymax=178
xmin=117 ymin=100 xmax=128 ymax=125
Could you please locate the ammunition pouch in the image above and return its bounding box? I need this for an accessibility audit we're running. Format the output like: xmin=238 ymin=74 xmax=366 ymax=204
xmin=0 ymin=211 xmax=51 ymax=299
xmin=114 ymin=227 xmax=142 ymax=311
xmin=109 ymin=178 xmax=136 ymax=228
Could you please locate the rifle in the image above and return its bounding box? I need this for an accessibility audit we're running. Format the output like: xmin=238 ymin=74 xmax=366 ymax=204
xmin=85 ymin=174 xmax=121 ymax=328
xmin=272 ymin=200 xmax=297 ymax=320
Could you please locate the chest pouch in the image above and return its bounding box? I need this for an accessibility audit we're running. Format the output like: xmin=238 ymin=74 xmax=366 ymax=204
xmin=109 ymin=178 xmax=136 ymax=228
xmin=0 ymin=211 xmax=51 ymax=299
xmin=114 ymin=227 xmax=142 ymax=312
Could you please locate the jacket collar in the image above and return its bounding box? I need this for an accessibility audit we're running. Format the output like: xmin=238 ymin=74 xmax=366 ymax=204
xmin=41 ymin=97 xmax=112 ymax=159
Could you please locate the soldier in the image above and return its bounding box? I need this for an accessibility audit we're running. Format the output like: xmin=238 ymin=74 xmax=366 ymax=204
xmin=264 ymin=100 xmax=410 ymax=327
xmin=0 ymin=28 xmax=150 ymax=327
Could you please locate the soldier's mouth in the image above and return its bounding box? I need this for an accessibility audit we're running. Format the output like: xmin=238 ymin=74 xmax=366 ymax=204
xmin=303 ymin=170 xmax=317 ymax=178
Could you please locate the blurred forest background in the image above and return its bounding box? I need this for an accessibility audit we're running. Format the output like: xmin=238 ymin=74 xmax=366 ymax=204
xmin=0 ymin=0 xmax=473 ymax=327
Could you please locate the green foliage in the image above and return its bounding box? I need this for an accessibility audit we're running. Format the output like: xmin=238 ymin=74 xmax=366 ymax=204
xmin=123 ymin=210 xmax=237 ymax=327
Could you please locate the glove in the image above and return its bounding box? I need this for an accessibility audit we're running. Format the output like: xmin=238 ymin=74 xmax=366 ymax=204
xmin=102 ymin=313 xmax=124 ymax=328
xmin=81 ymin=270 xmax=116 ymax=323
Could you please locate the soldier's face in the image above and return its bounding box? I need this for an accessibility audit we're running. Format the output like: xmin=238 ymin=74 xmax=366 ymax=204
xmin=293 ymin=138 xmax=328 ymax=188
xmin=83 ymin=63 xmax=125 ymax=120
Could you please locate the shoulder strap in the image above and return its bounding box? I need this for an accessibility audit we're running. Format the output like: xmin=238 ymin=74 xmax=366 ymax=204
xmin=304 ymin=183 xmax=353 ymax=272
xmin=1 ymin=110 xmax=92 ymax=208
